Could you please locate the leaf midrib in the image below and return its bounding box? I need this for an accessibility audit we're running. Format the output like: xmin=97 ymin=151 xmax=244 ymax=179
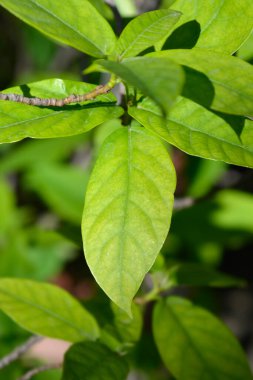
xmin=118 ymin=127 xmax=132 ymax=296
xmin=200 ymin=0 xmax=225 ymax=34
xmin=28 ymin=0 xmax=104 ymax=55
xmin=162 ymin=303 xmax=215 ymax=380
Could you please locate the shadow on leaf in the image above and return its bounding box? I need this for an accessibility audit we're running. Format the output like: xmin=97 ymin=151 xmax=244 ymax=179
xmin=162 ymin=20 xmax=201 ymax=50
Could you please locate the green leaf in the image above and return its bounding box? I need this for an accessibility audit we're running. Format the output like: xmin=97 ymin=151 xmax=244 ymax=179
xmin=162 ymin=262 xmax=246 ymax=288
xmin=116 ymin=9 xmax=181 ymax=59
xmin=99 ymin=57 xmax=184 ymax=115
xmin=111 ymin=302 xmax=143 ymax=346
xmin=25 ymin=163 xmax=88 ymax=224
xmin=0 ymin=0 xmax=116 ymax=57
xmin=153 ymin=297 xmax=253 ymax=380
xmin=160 ymin=0 xmax=177 ymax=8
xmin=171 ymin=189 xmax=253 ymax=258
xmin=210 ymin=189 xmax=253 ymax=232
xmin=237 ymin=31 xmax=253 ymax=62
xmin=0 ymin=278 xmax=99 ymax=342
xmin=114 ymin=0 xmax=137 ymax=17
xmin=62 ymin=341 xmax=129 ymax=380
xmin=148 ymin=49 xmax=253 ymax=117
xmin=162 ymin=0 xmax=253 ymax=54
xmin=187 ymin=159 xmax=227 ymax=198
xmin=86 ymin=0 xmax=113 ymax=20
xmin=0 ymin=135 xmax=87 ymax=174
xmin=0 ymin=79 xmax=123 ymax=143
xmin=82 ymin=126 xmax=176 ymax=314
xmin=129 ymin=97 xmax=253 ymax=168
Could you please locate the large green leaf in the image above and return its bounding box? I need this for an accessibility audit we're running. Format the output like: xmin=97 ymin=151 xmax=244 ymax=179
xmin=0 ymin=278 xmax=99 ymax=342
xmin=116 ymin=9 xmax=181 ymax=59
xmin=0 ymin=0 xmax=116 ymax=57
xmin=148 ymin=49 xmax=253 ymax=117
xmin=153 ymin=297 xmax=253 ymax=380
xmin=82 ymin=126 xmax=176 ymax=314
xmin=0 ymin=79 xmax=123 ymax=143
xmin=62 ymin=341 xmax=129 ymax=380
xmin=99 ymin=57 xmax=184 ymax=115
xmin=129 ymin=97 xmax=253 ymax=168
xmin=161 ymin=0 xmax=253 ymax=54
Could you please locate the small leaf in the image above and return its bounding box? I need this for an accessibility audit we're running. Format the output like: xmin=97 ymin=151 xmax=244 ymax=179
xmin=0 ymin=79 xmax=123 ymax=143
xmin=114 ymin=0 xmax=137 ymax=17
xmin=171 ymin=189 xmax=253 ymax=252
xmin=162 ymin=0 xmax=253 ymax=54
xmin=82 ymin=126 xmax=176 ymax=314
xmin=148 ymin=49 xmax=253 ymax=117
xmin=25 ymin=163 xmax=88 ymax=224
xmin=0 ymin=135 xmax=86 ymax=174
xmin=0 ymin=0 xmax=116 ymax=57
xmin=62 ymin=341 xmax=129 ymax=380
xmin=116 ymin=9 xmax=181 ymax=59
xmin=111 ymin=302 xmax=143 ymax=346
xmin=86 ymin=0 xmax=113 ymax=20
xmin=0 ymin=278 xmax=99 ymax=342
xmin=129 ymin=97 xmax=253 ymax=168
xmin=153 ymin=297 xmax=253 ymax=380
xmin=237 ymin=31 xmax=253 ymax=62
xmin=99 ymin=57 xmax=184 ymax=115
xmin=164 ymin=262 xmax=246 ymax=287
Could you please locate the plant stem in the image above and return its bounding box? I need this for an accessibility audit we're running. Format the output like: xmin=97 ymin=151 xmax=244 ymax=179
xmin=0 ymin=76 xmax=117 ymax=107
xmin=17 ymin=363 xmax=62 ymax=380
xmin=0 ymin=336 xmax=43 ymax=370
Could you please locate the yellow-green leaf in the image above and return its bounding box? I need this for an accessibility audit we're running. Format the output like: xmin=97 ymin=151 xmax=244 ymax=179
xmin=0 ymin=278 xmax=100 ymax=342
xmin=0 ymin=79 xmax=123 ymax=143
xmin=0 ymin=0 xmax=116 ymax=57
xmin=82 ymin=126 xmax=176 ymax=314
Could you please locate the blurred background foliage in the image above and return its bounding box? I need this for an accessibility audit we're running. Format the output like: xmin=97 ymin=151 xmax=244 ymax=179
xmin=0 ymin=1 xmax=253 ymax=379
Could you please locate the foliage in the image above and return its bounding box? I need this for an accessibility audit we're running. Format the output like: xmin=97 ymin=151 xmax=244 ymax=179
xmin=0 ymin=0 xmax=252 ymax=379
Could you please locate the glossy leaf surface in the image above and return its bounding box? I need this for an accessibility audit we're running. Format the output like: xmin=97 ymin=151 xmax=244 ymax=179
xmin=0 ymin=0 xmax=116 ymax=57
xmin=149 ymin=49 xmax=253 ymax=117
xmin=164 ymin=0 xmax=253 ymax=54
xmin=153 ymin=297 xmax=253 ymax=380
xmin=116 ymin=9 xmax=181 ymax=59
xmin=99 ymin=57 xmax=184 ymax=115
xmin=82 ymin=126 xmax=176 ymax=314
xmin=0 ymin=278 xmax=99 ymax=342
xmin=0 ymin=79 xmax=123 ymax=143
xmin=129 ymin=97 xmax=253 ymax=168
xmin=62 ymin=341 xmax=129 ymax=380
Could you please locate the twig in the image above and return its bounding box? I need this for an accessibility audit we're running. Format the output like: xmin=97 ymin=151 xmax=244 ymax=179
xmin=0 ymin=336 xmax=43 ymax=370
xmin=0 ymin=81 xmax=115 ymax=107
xmin=173 ymin=197 xmax=195 ymax=210
xmin=18 ymin=363 xmax=62 ymax=380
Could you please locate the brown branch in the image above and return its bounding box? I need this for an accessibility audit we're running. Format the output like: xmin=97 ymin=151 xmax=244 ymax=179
xmin=173 ymin=197 xmax=195 ymax=210
xmin=18 ymin=363 xmax=62 ymax=380
xmin=0 ymin=83 xmax=112 ymax=107
xmin=0 ymin=336 xmax=43 ymax=370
